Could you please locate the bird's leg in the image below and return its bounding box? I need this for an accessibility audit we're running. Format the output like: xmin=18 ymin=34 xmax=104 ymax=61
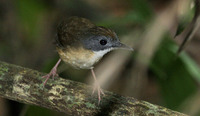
xmin=91 ymin=68 xmax=105 ymax=104
xmin=42 ymin=58 xmax=61 ymax=86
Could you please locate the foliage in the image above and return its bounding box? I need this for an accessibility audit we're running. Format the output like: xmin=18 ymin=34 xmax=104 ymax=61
xmin=0 ymin=0 xmax=199 ymax=115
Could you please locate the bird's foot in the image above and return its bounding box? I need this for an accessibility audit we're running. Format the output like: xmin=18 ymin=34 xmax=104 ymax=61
xmin=42 ymin=67 xmax=58 ymax=86
xmin=92 ymin=83 xmax=105 ymax=104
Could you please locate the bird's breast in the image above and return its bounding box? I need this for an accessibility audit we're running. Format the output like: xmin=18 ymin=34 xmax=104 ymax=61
xmin=57 ymin=47 xmax=105 ymax=69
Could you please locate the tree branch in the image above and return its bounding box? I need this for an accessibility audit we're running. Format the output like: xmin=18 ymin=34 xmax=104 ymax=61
xmin=0 ymin=61 xmax=187 ymax=115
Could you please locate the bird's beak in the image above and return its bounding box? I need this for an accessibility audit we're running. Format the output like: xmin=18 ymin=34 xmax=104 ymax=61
xmin=113 ymin=42 xmax=133 ymax=51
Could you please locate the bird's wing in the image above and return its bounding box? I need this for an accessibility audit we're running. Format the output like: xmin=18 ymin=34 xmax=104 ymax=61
xmin=56 ymin=16 xmax=95 ymax=48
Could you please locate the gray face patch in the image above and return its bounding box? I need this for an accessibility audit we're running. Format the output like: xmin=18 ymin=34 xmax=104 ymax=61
xmin=80 ymin=35 xmax=119 ymax=51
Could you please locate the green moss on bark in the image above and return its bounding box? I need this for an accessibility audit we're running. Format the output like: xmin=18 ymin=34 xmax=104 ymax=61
xmin=0 ymin=61 xmax=187 ymax=116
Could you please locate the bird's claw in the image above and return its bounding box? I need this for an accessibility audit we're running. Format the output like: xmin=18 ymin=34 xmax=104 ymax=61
xmin=42 ymin=67 xmax=58 ymax=86
xmin=92 ymin=84 xmax=105 ymax=105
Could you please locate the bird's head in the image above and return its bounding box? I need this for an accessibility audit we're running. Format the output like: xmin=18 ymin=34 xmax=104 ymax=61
xmin=80 ymin=26 xmax=133 ymax=57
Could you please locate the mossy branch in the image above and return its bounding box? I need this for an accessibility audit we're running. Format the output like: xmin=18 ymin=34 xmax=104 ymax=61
xmin=0 ymin=61 xmax=187 ymax=115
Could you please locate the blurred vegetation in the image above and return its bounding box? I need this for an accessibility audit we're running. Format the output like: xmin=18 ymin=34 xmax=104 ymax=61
xmin=0 ymin=0 xmax=200 ymax=116
xmin=151 ymin=36 xmax=198 ymax=109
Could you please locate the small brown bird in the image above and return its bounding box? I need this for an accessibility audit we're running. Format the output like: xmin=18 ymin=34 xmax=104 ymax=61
xmin=42 ymin=16 xmax=133 ymax=103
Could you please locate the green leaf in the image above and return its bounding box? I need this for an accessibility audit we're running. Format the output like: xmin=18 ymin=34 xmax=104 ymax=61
xmin=150 ymin=37 xmax=198 ymax=110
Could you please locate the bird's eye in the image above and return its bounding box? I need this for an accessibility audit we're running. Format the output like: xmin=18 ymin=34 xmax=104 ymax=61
xmin=100 ymin=39 xmax=107 ymax=45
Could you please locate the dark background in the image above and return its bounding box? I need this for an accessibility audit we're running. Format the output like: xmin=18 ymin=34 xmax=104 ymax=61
xmin=0 ymin=0 xmax=200 ymax=116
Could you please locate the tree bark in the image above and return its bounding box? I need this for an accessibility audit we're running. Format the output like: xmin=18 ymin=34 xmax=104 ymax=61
xmin=0 ymin=61 xmax=187 ymax=116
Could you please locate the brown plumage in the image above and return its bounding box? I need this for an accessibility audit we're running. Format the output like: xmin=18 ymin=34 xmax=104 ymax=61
xmin=42 ymin=16 xmax=133 ymax=104
xmin=56 ymin=47 xmax=96 ymax=69
xmin=56 ymin=16 xmax=96 ymax=48
xmin=55 ymin=16 xmax=121 ymax=69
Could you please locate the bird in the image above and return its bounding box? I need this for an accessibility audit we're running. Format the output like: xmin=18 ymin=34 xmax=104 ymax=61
xmin=42 ymin=16 xmax=133 ymax=104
